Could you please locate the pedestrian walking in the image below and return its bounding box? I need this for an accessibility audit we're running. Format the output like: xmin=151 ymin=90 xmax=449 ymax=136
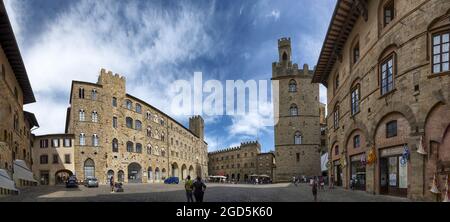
xmin=312 ymin=177 xmax=318 ymax=202
xmin=185 ymin=175 xmax=194 ymax=202
xmin=193 ymin=176 xmax=207 ymax=202
xmin=319 ymin=176 xmax=325 ymax=190
xmin=109 ymin=175 xmax=115 ymax=193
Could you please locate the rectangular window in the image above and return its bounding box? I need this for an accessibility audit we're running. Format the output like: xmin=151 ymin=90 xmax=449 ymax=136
xmin=386 ymin=120 xmax=398 ymax=138
xmin=334 ymin=108 xmax=339 ymax=129
xmin=432 ymin=32 xmax=450 ymax=73
xmin=52 ymin=154 xmax=59 ymax=164
xmin=113 ymin=117 xmax=118 ymax=128
xmin=381 ymin=56 xmax=394 ymax=95
xmin=296 ymin=153 xmax=300 ymax=162
xmin=351 ymin=86 xmax=360 ymax=115
xmin=353 ymin=44 xmax=360 ymax=64
xmin=40 ymin=139 xmax=49 ymax=148
xmin=52 ymin=139 xmax=60 ymax=148
xmin=91 ymin=89 xmax=97 ymax=100
xmin=112 ymin=97 xmax=117 ymax=107
xmin=63 ymin=138 xmax=71 ymax=147
xmin=353 ymin=135 xmax=360 ymax=149
xmin=384 ymin=1 xmax=395 ymax=27
xmin=40 ymin=155 xmax=48 ymax=164
xmin=65 ymin=154 xmax=71 ymax=164
xmin=335 ymin=146 xmax=339 ymax=156
xmin=79 ymin=88 xmax=84 ymax=99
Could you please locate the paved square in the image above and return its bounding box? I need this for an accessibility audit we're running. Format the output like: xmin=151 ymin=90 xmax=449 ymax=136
xmin=0 ymin=183 xmax=410 ymax=202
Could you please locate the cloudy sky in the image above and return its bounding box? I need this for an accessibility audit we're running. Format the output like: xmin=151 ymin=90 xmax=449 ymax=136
xmin=5 ymin=0 xmax=336 ymax=153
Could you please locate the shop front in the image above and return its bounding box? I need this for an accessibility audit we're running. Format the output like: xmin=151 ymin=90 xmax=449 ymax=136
xmin=350 ymin=154 xmax=366 ymax=190
xmin=333 ymin=160 xmax=342 ymax=186
xmin=379 ymin=146 xmax=408 ymax=197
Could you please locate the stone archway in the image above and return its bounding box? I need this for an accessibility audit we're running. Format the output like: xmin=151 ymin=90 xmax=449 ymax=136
xmin=117 ymin=170 xmax=125 ymax=182
xmin=189 ymin=165 xmax=194 ymax=178
xmin=107 ymin=170 xmax=114 ymax=183
xmin=147 ymin=167 xmax=153 ymax=183
xmin=128 ymin=162 xmax=142 ymax=183
xmin=171 ymin=163 xmax=179 ymax=178
xmin=155 ymin=167 xmax=161 ymax=181
xmin=55 ymin=170 xmax=73 ymax=185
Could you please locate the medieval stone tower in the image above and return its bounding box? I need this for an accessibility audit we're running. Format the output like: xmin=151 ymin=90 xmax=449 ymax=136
xmin=272 ymin=37 xmax=321 ymax=182
xmin=189 ymin=116 xmax=204 ymax=140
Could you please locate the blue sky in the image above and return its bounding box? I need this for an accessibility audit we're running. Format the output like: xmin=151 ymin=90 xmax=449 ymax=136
xmin=6 ymin=0 xmax=336 ymax=153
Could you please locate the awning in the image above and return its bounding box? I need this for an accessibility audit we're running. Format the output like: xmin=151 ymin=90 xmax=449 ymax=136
xmin=0 ymin=169 xmax=18 ymax=191
xmin=13 ymin=160 xmax=37 ymax=183
xmin=259 ymin=175 xmax=270 ymax=178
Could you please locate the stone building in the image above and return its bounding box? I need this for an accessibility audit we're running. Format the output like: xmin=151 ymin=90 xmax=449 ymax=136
xmin=208 ymin=141 xmax=275 ymax=182
xmin=272 ymin=37 xmax=322 ymax=182
xmin=0 ymin=0 xmax=38 ymax=195
xmin=31 ymin=134 xmax=75 ymax=185
xmin=320 ymin=103 xmax=328 ymax=154
xmin=312 ymin=0 xmax=450 ymax=200
xmin=64 ymin=69 xmax=208 ymax=184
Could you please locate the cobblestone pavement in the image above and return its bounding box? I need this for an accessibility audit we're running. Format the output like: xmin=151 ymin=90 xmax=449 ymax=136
xmin=0 ymin=183 xmax=411 ymax=202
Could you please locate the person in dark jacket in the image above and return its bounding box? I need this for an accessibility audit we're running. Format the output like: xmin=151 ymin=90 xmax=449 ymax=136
xmin=193 ymin=176 xmax=207 ymax=202
xmin=312 ymin=176 xmax=318 ymax=202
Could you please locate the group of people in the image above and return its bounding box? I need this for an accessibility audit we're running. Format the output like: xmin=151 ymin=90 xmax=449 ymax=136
xmin=292 ymin=175 xmax=328 ymax=202
xmin=184 ymin=176 xmax=207 ymax=202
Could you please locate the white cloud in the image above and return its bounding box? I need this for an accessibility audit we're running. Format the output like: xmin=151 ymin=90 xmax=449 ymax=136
xmin=7 ymin=0 xmax=215 ymax=134
xmin=267 ymin=9 xmax=280 ymax=21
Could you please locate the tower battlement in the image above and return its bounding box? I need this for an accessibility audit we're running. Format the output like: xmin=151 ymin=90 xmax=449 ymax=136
xmin=98 ymin=68 xmax=126 ymax=89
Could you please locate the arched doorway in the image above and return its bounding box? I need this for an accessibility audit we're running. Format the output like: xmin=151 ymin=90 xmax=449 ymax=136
xmin=244 ymin=174 xmax=249 ymax=182
xmin=147 ymin=167 xmax=153 ymax=183
xmin=172 ymin=163 xmax=179 ymax=178
xmin=55 ymin=170 xmax=73 ymax=185
xmin=155 ymin=168 xmax=160 ymax=181
xmin=117 ymin=170 xmax=124 ymax=182
xmin=231 ymin=174 xmax=235 ymax=180
xmin=107 ymin=170 xmax=114 ymax=183
xmin=127 ymin=163 xmax=142 ymax=183
xmin=237 ymin=173 xmax=241 ymax=182
xmin=189 ymin=166 xmax=194 ymax=177
xmin=84 ymin=159 xmax=95 ymax=179
xmin=181 ymin=164 xmax=187 ymax=180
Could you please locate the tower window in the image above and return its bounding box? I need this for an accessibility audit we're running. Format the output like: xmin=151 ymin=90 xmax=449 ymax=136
xmin=78 ymin=88 xmax=85 ymax=99
xmin=112 ymin=117 xmax=118 ymax=128
xmin=135 ymin=104 xmax=142 ymax=113
xmin=125 ymin=100 xmax=132 ymax=110
xmin=127 ymin=141 xmax=134 ymax=152
xmin=126 ymin=117 xmax=133 ymax=129
xmin=91 ymin=111 xmax=98 ymax=123
xmin=289 ymin=80 xmax=297 ymax=92
xmin=91 ymin=89 xmax=97 ymax=100
xmin=294 ymin=131 xmax=302 ymax=145
xmin=112 ymin=138 xmax=118 ymax=152
xmin=282 ymin=52 xmax=288 ymax=61
xmin=92 ymin=134 xmax=99 ymax=147
xmin=79 ymin=110 xmax=85 ymax=121
xmin=112 ymin=97 xmax=117 ymax=107
xmin=383 ymin=0 xmax=395 ymax=27
xmin=290 ymin=104 xmax=298 ymax=116
xmin=79 ymin=133 xmax=86 ymax=146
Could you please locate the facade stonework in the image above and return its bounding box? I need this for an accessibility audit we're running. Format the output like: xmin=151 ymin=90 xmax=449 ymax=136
xmin=313 ymin=0 xmax=450 ymax=201
xmin=65 ymin=69 xmax=208 ymax=184
xmin=208 ymin=141 xmax=275 ymax=181
xmin=272 ymin=38 xmax=321 ymax=182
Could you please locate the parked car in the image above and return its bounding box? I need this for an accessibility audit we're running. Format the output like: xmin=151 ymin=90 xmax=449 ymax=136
xmin=66 ymin=177 xmax=78 ymax=188
xmin=164 ymin=177 xmax=179 ymax=184
xmin=84 ymin=177 xmax=99 ymax=188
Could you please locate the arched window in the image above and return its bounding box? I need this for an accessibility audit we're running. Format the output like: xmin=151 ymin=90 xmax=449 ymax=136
xmin=334 ymin=145 xmax=339 ymax=156
xmin=383 ymin=0 xmax=395 ymax=27
xmin=84 ymin=159 xmax=95 ymax=178
xmin=147 ymin=127 xmax=152 ymax=137
xmin=79 ymin=110 xmax=85 ymax=121
xmin=112 ymin=116 xmax=118 ymax=128
xmin=91 ymin=89 xmax=97 ymax=100
xmin=290 ymin=104 xmax=298 ymax=116
xmin=91 ymin=111 xmax=98 ymax=123
xmin=92 ymin=134 xmax=99 ymax=147
xmin=126 ymin=117 xmax=133 ymax=129
xmin=333 ymin=104 xmax=340 ymax=129
xmin=351 ymin=84 xmax=360 ymax=115
xmin=282 ymin=52 xmax=288 ymax=61
xmin=161 ymin=132 xmax=165 ymax=142
xmin=161 ymin=149 xmax=166 ymax=157
xmin=289 ymin=80 xmax=297 ymax=92
xmin=147 ymin=144 xmax=152 ymax=155
xmin=127 ymin=141 xmax=134 ymax=152
xmin=125 ymin=100 xmax=132 ymax=110
xmin=136 ymin=143 xmax=142 ymax=153
xmin=79 ymin=87 xmax=84 ymax=99
xmin=353 ymin=42 xmax=360 ymax=64
xmin=146 ymin=111 xmax=151 ymax=120
xmin=135 ymin=104 xmax=142 ymax=113
xmin=380 ymin=54 xmax=395 ymax=95
xmin=118 ymin=170 xmax=124 ymax=182
xmin=79 ymin=133 xmax=86 ymax=146
xmin=112 ymin=138 xmax=118 ymax=152
xmin=135 ymin=120 xmax=142 ymax=131
xmin=294 ymin=131 xmax=302 ymax=145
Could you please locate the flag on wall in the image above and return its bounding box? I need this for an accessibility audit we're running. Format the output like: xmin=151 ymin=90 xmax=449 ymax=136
xmin=367 ymin=146 xmax=376 ymax=165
